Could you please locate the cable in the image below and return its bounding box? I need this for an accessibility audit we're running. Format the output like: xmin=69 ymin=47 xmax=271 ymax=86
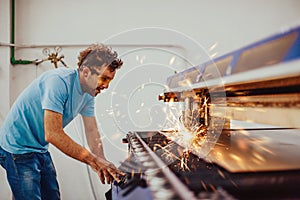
xmin=72 ymin=115 xmax=98 ymax=200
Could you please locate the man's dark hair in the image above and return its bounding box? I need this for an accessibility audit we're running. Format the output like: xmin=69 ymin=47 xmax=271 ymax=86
xmin=78 ymin=44 xmax=123 ymax=73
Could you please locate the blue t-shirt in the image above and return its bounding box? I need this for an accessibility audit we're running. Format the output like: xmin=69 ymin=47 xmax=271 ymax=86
xmin=0 ymin=68 xmax=95 ymax=154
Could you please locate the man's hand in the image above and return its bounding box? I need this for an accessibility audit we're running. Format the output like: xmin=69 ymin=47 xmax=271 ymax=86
xmin=89 ymin=155 xmax=125 ymax=184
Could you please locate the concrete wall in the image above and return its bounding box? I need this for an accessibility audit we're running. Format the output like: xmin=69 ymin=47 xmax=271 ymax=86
xmin=1 ymin=0 xmax=300 ymax=199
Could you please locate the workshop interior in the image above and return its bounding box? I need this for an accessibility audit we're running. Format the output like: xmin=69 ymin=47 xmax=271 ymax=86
xmin=1 ymin=0 xmax=300 ymax=199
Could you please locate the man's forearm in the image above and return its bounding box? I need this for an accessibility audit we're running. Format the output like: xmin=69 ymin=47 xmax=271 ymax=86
xmin=87 ymin=134 xmax=105 ymax=158
xmin=82 ymin=116 xmax=106 ymax=158
xmin=46 ymin=129 xmax=95 ymax=165
xmin=44 ymin=110 xmax=96 ymax=165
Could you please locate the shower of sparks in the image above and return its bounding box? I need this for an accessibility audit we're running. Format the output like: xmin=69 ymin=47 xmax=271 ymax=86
xmin=185 ymin=79 xmax=193 ymax=87
xmin=106 ymin=109 xmax=114 ymax=116
xmin=260 ymin=146 xmax=275 ymax=155
xmin=140 ymin=56 xmax=146 ymax=64
xmin=154 ymin=142 xmax=190 ymax=171
xmin=210 ymin=52 xmax=218 ymax=58
xmin=208 ymin=42 xmax=219 ymax=59
xmin=201 ymin=180 xmax=208 ymax=191
xmin=169 ymin=56 xmax=176 ymax=65
xmin=155 ymin=98 xmax=211 ymax=171
xmin=180 ymin=148 xmax=190 ymax=170
xmin=209 ymin=184 xmax=217 ymax=192
xmin=230 ymin=179 xmax=238 ymax=188
xmin=156 ymin=87 xmax=276 ymax=174
xmin=209 ymin=42 xmax=218 ymax=51
xmin=217 ymin=169 xmax=226 ymax=179
xmin=229 ymin=154 xmax=241 ymax=162
xmin=135 ymin=55 xmax=146 ymax=64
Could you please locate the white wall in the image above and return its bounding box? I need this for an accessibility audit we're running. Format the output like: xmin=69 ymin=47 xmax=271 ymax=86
xmin=0 ymin=0 xmax=10 ymax=123
xmin=0 ymin=0 xmax=12 ymax=199
xmin=1 ymin=0 xmax=300 ymax=199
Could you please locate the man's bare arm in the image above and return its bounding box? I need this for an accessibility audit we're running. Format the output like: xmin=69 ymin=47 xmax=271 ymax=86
xmin=44 ymin=109 xmax=123 ymax=183
xmin=82 ymin=116 xmax=105 ymax=158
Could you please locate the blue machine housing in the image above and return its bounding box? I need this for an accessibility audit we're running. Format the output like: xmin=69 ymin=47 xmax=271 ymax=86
xmin=166 ymin=25 xmax=300 ymax=89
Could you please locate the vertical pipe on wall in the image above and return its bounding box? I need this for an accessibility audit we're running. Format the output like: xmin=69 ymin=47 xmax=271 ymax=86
xmin=10 ymin=0 xmax=34 ymax=65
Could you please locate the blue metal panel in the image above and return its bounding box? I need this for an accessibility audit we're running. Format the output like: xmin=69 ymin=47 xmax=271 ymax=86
xmin=166 ymin=25 xmax=300 ymax=88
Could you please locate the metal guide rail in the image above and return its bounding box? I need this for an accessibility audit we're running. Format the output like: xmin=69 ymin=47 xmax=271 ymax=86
xmin=126 ymin=131 xmax=198 ymax=200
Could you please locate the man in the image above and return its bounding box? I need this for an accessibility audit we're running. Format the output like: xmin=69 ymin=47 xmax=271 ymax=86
xmin=0 ymin=44 xmax=125 ymax=200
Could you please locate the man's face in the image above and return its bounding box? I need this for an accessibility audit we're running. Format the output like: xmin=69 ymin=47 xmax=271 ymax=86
xmin=81 ymin=64 xmax=116 ymax=97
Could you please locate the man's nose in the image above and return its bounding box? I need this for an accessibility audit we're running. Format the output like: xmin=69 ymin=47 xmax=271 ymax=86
xmin=103 ymin=82 xmax=109 ymax=89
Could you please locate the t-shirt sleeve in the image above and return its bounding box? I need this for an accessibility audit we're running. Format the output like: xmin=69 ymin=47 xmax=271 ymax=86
xmin=40 ymin=75 xmax=68 ymax=114
xmin=80 ymin=97 xmax=95 ymax=117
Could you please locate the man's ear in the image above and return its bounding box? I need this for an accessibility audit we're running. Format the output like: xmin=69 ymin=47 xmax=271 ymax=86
xmin=82 ymin=67 xmax=90 ymax=77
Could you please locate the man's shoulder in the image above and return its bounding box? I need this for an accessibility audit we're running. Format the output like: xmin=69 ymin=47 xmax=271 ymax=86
xmin=46 ymin=67 xmax=76 ymax=77
xmin=40 ymin=68 xmax=77 ymax=82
